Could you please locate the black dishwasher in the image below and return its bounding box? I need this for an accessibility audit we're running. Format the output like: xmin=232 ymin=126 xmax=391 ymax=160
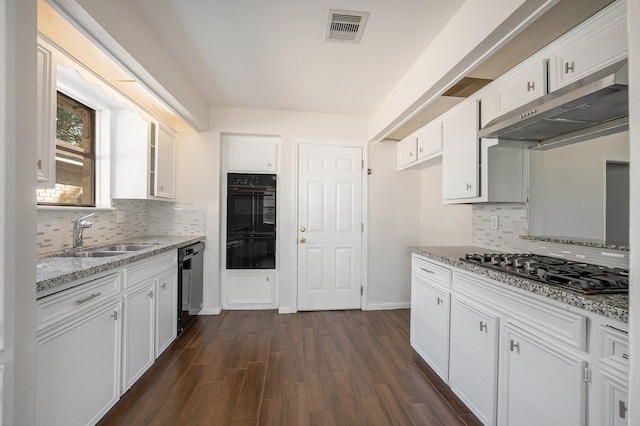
xmin=177 ymin=242 xmax=204 ymax=334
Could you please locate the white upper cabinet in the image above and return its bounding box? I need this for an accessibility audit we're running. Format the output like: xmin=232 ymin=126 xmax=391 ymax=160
xmin=155 ymin=124 xmax=177 ymax=199
xmin=36 ymin=41 xmax=56 ymax=187
xmin=442 ymin=99 xmax=479 ymax=201
xmin=548 ymin=0 xmax=627 ymax=92
xmin=490 ymin=58 xmax=547 ymax=122
xmin=397 ymin=134 xmax=417 ymax=169
xmin=113 ymin=110 xmax=177 ymax=200
xmin=227 ymin=136 xmax=279 ymax=173
xmin=397 ymin=119 xmax=442 ymax=170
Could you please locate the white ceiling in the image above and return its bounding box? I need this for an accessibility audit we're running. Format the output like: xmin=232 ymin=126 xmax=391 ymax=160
xmin=129 ymin=0 xmax=466 ymax=116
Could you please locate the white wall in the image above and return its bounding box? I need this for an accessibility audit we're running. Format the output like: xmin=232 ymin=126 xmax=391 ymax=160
xmin=626 ymin=0 xmax=639 ymax=422
xmin=529 ymin=131 xmax=629 ymax=240
xmin=420 ymin=158 xmax=473 ymax=245
xmin=369 ymin=0 xmax=557 ymax=140
xmin=366 ymin=141 xmax=420 ymax=309
xmin=178 ymin=111 xmax=423 ymax=312
xmin=2 ymin=0 xmax=38 ymax=424
xmin=51 ymin=0 xmax=209 ymax=131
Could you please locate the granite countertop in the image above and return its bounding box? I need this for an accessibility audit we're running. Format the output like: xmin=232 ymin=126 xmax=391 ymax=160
xmin=37 ymin=235 xmax=205 ymax=296
xmin=410 ymin=246 xmax=629 ymax=323
xmin=519 ymin=235 xmax=629 ymax=251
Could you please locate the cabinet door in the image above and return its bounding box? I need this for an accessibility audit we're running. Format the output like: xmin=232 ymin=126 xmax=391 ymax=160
xmin=499 ymin=324 xmax=586 ymax=426
xmin=37 ymin=301 xmax=121 ymax=426
xmin=397 ymin=135 xmax=417 ymax=169
xmin=594 ymin=367 xmax=628 ymax=426
xmin=228 ymin=140 xmax=278 ymax=172
xmin=155 ymin=269 xmax=178 ymax=358
xmin=548 ymin=1 xmax=626 ymax=92
xmin=449 ymin=295 xmax=499 ymax=426
xmin=410 ymin=277 xmax=450 ymax=381
xmin=494 ymin=59 xmax=546 ymax=117
xmin=36 ymin=43 xmax=56 ymax=187
xmin=442 ymin=99 xmax=479 ymax=201
xmin=155 ymin=124 xmax=176 ymax=199
xmin=122 ymin=283 xmax=155 ymax=393
xmin=417 ymin=121 xmax=442 ymax=160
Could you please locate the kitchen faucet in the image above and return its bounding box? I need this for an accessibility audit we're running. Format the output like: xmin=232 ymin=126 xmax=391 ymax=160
xmin=72 ymin=213 xmax=95 ymax=249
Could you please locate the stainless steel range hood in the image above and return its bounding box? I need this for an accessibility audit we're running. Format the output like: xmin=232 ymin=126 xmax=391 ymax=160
xmin=479 ymin=60 xmax=628 ymax=147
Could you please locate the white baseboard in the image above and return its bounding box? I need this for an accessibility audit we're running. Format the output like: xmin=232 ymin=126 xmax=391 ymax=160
xmin=363 ymin=302 xmax=410 ymax=311
xmin=198 ymin=307 xmax=222 ymax=315
xmin=278 ymin=306 xmax=293 ymax=314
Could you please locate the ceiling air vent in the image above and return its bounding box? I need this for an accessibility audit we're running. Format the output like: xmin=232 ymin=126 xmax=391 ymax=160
xmin=325 ymin=10 xmax=369 ymax=43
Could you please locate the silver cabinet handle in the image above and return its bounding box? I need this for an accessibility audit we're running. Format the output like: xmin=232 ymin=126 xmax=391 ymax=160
xmin=565 ymin=61 xmax=575 ymax=74
xmin=510 ymin=340 xmax=520 ymax=354
xmin=161 ymin=283 xmax=166 ymax=290
xmin=619 ymin=400 xmax=627 ymax=419
xmin=527 ymin=81 xmax=535 ymax=91
xmin=148 ymin=290 xmax=153 ymax=298
xmin=436 ymin=297 xmax=444 ymax=306
xmin=409 ymin=152 xmax=414 ymax=157
xmin=37 ymin=159 xmax=42 ymax=170
xmin=420 ymin=267 xmax=435 ymax=274
xmin=622 ymin=353 xmax=629 ymax=360
xmin=466 ymin=183 xmax=472 ymax=190
xmin=480 ymin=321 xmax=488 ymax=333
xmin=75 ymin=292 xmax=101 ymax=305
xmin=111 ymin=311 xmax=118 ymax=321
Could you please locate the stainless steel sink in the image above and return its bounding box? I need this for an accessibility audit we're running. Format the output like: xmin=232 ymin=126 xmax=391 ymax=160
xmin=98 ymin=244 xmax=154 ymax=252
xmin=62 ymin=251 xmax=126 ymax=258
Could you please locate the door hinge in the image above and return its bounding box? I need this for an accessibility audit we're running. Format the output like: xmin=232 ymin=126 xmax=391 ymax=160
xmin=361 ymin=286 xmax=363 ymax=295
xmin=583 ymin=365 xmax=592 ymax=384
xmin=362 ymin=159 xmax=364 ymax=169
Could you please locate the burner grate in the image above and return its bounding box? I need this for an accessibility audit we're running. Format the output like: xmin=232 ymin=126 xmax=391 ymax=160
xmin=461 ymin=253 xmax=628 ymax=295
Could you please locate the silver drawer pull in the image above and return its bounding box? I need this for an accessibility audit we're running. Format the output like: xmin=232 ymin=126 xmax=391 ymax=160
xmin=510 ymin=340 xmax=520 ymax=354
xmin=619 ymin=400 xmax=627 ymax=419
xmin=436 ymin=297 xmax=444 ymax=306
xmin=420 ymin=267 xmax=435 ymax=274
xmin=622 ymin=353 xmax=629 ymax=360
xmin=75 ymin=292 xmax=102 ymax=305
xmin=480 ymin=321 xmax=488 ymax=333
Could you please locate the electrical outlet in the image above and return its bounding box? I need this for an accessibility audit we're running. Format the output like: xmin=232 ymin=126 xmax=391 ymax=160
xmin=116 ymin=210 xmax=126 ymax=223
xmin=491 ymin=215 xmax=498 ymax=230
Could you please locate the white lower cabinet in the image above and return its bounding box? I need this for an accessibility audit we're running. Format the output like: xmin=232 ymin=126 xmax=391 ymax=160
xmin=411 ymin=276 xmax=450 ymax=381
xmin=37 ymin=249 xmax=183 ymax=425
xmin=411 ymin=254 xmax=628 ymax=426
xmin=498 ymin=323 xmax=586 ymax=426
xmin=121 ymin=282 xmax=155 ymax=393
xmin=155 ymin=268 xmax=178 ymax=357
xmin=449 ymin=295 xmax=499 ymax=425
xmin=37 ymin=300 xmax=122 ymax=426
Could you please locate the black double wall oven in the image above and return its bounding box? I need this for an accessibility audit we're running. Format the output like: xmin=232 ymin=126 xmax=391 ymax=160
xmin=226 ymin=173 xmax=276 ymax=269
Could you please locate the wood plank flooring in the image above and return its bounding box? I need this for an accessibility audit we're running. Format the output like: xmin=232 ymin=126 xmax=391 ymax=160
xmin=98 ymin=309 xmax=481 ymax=425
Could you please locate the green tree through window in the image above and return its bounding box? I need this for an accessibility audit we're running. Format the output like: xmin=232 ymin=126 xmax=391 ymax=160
xmin=56 ymin=106 xmax=84 ymax=148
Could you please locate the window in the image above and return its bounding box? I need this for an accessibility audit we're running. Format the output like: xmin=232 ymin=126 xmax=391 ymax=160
xmin=37 ymin=92 xmax=96 ymax=206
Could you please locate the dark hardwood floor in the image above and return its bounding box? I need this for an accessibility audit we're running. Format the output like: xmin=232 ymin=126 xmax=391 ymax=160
xmin=98 ymin=309 xmax=481 ymax=425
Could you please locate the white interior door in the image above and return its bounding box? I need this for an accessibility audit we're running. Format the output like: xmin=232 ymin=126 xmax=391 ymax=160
xmin=297 ymin=145 xmax=363 ymax=311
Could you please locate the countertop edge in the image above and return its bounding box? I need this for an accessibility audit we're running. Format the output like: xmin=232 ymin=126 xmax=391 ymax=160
xmin=37 ymin=235 xmax=205 ymax=294
xmin=409 ymin=246 xmax=628 ymax=323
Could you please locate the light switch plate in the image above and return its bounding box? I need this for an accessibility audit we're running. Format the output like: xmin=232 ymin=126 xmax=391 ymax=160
xmin=490 ymin=215 xmax=498 ymax=230
xmin=116 ymin=210 xmax=126 ymax=223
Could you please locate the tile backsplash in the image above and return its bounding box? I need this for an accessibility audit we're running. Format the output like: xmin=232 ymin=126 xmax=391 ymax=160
xmin=472 ymin=203 xmax=629 ymax=269
xmin=37 ymin=199 xmax=207 ymax=254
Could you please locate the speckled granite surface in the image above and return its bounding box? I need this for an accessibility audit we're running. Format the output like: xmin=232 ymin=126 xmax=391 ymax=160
xmin=37 ymin=235 xmax=205 ymax=294
xmin=410 ymin=246 xmax=629 ymax=323
xmin=519 ymin=235 xmax=629 ymax=251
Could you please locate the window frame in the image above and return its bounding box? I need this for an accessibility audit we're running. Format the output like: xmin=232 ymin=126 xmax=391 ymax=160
xmin=36 ymin=67 xmax=113 ymax=209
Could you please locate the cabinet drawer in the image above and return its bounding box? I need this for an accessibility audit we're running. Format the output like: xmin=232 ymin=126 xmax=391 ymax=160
xmin=452 ymin=271 xmax=587 ymax=351
xmin=125 ymin=250 xmax=177 ymax=288
xmin=599 ymin=325 xmax=629 ymax=371
xmin=37 ymin=272 xmax=121 ymax=329
xmin=412 ymin=255 xmax=451 ymax=288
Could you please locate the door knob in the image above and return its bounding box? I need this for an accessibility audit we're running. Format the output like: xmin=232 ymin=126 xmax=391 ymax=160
xmin=299 ymin=238 xmax=306 ymax=243
xmin=300 ymin=227 xmax=306 ymax=232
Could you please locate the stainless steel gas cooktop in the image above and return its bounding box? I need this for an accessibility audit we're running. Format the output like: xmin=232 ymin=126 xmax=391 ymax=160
xmin=461 ymin=253 xmax=628 ymax=295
